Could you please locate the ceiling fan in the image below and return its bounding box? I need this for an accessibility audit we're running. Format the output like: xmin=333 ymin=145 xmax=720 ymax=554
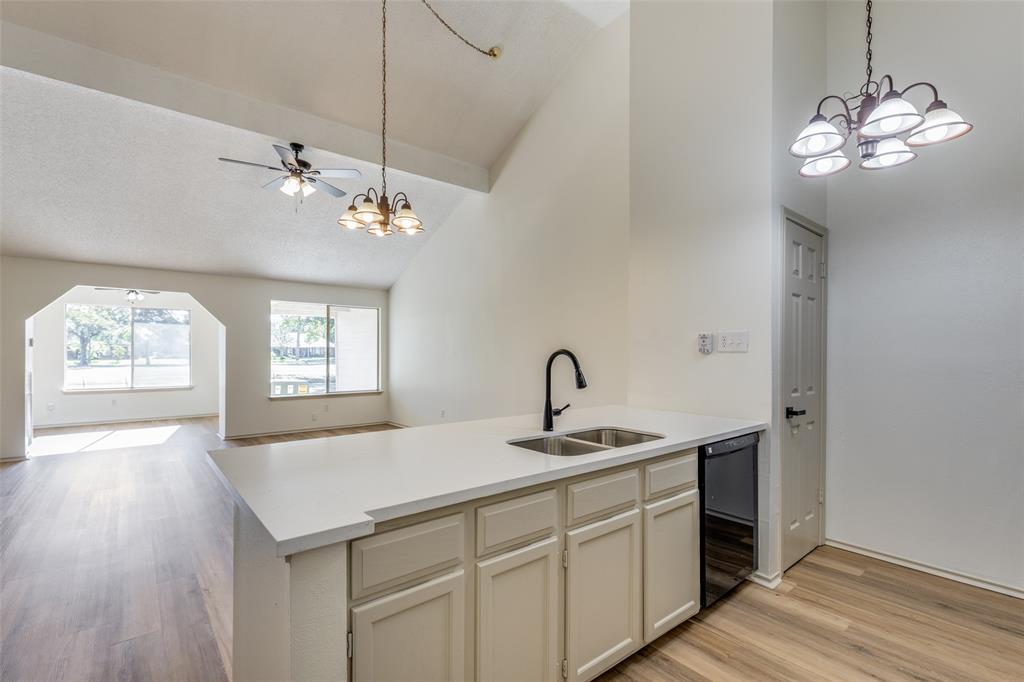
xmin=94 ymin=287 xmax=159 ymax=303
xmin=218 ymin=142 xmax=361 ymax=199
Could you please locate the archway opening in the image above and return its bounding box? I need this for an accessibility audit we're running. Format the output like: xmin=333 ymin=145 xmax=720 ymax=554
xmin=25 ymin=284 xmax=226 ymax=458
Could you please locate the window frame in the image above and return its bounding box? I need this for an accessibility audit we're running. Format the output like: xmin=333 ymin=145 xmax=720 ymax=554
xmin=62 ymin=302 xmax=193 ymax=393
xmin=268 ymin=301 xmax=382 ymax=399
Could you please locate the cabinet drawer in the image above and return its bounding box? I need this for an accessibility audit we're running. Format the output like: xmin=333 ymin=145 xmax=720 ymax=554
xmin=351 ymin=513 xmax=465 ymax=600
xmin=566 ymin=468 xmax=640 ymax=527
xmin=644 ymin=450 xmax=697 ymax=500
xmin=476 ymin=489 xmax=558 ymax=556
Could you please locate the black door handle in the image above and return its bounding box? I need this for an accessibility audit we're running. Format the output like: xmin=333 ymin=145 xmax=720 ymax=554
xmin=786 ymin=406 xmax=806 ymax=419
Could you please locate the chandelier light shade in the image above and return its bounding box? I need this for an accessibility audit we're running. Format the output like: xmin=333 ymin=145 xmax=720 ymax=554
xmin=859 ymin=137 xmax=917 ymax=170
xmin=860 ymin=93 xmax=924 ymax=138
xmin=906 ymin=102 xmax=973 ymax=147
xmin=790 ymin=115 xmax=846 ymax=158
xmin=339 ymin=0 xmax=497 ymax=238
xmin=353 ymin=197 xmax=385 ymax=224
xmin=392 ymin=202 xmax=423 ymax=234
xmin=337 ymin=204 xmax=363 ymax=230
xmin=800 ymin=151 xmax=852 ymax=178
xmin=791 ymin=0 xmax=972 ymax=178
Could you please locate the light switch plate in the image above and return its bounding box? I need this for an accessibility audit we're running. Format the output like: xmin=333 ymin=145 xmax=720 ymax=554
xmin=697 ymin=333 xmax=715 ymax=354
xmin=717 ymin=330 xmax=749 ymax=352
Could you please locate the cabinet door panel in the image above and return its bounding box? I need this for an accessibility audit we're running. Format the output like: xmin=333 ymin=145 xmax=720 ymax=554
xmin=643 ymin=489 xmax=700 ymax=641
xmin=351 ymin=570 xmax=465 ymax=682
xmin=566 ymin=508 xmax=642 ymax=682
xmin=477 ymin=537 xmax=560 ymax=682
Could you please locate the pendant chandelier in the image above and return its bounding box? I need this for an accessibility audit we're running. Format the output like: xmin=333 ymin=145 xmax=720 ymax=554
xmin=790 ymin=0 xmax=973 ymax=178
xmin=338 ymin=0 xmax=500 ymax=237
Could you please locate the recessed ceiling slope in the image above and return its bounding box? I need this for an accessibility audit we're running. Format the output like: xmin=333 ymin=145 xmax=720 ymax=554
xmin=0 ymin=68 xmax=467 ymax=289
xmin=0 ymin=0 xmax=625 ymax=173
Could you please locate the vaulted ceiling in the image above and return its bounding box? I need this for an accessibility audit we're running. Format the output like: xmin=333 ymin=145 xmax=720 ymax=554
xmin=0 ymin=0 xmax=625 ymax=287
xmin=0 ymin=68 xmax=467 ymax=288
xmin=1 ymin=1 xmax=626 ymax=180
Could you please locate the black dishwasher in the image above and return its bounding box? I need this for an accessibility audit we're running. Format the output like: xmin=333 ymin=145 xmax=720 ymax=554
xmin=699 ymin=432 xmax=758 ymax=608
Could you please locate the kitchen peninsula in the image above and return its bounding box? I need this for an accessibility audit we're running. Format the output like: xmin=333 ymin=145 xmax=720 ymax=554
xmin=209 ymin=406 xmax=766 ymax=682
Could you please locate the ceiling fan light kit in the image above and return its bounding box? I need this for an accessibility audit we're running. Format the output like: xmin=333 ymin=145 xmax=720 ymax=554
xmin=791 ymin=0 xmax=972 ymax=178
xmin=218 ymin=141 xmax=360 ymax=206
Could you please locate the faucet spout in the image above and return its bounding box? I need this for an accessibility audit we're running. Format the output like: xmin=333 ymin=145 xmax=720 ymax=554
xmin=543 ymin=349 xmax=587 ymax=431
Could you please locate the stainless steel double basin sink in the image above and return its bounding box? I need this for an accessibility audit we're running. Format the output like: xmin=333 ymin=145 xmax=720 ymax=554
xmin=508 ymin=427 xmax=663 ymax=456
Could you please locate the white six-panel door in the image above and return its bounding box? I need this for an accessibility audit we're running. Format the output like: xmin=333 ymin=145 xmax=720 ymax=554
xmin=782 ymin=216 xmax=826 ymax=570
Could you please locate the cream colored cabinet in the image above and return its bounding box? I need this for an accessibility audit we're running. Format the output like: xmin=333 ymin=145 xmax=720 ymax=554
xmin=643 ymin=488 xmax=700 ymax=641
xmin=476 ymin=537 xmax=560 ymax=681
xmin=351 ymin=570 xmax=466 ymax=682
xmin=565 ymin=508 xmax=642 ymax=682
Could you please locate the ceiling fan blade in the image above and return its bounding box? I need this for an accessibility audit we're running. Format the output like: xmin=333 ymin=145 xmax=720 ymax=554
xmin=93 ymin=287 xmax=123 ymax=291
xmin=306 ymin=177 xmax=346 ymax=198
xmin=273 ymin=144 xmax=298 ymax=168
xmin=263 ymin=175 xmax=288 ymax=190
xmin=218 ymin=157 xmax=282 ymax=171
xmin=313 ymin=168 xmax=362 ymax=179
xmin=138 ymin=290 xmax=161 ymax=295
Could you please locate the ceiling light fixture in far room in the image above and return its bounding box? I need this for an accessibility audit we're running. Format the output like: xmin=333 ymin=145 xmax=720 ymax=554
xmin=93 ymin=287 xmax=160 ymax=304
xmin=790 ymin=0 xmax=973 ymax=178
xmin=339 ymin=0 xmax=499 ymax=237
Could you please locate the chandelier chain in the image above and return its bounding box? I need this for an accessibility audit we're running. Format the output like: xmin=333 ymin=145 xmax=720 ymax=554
xmin=420 ymin=0 xmax=499 ymax=58
xmin=381 ymin=0 xmax=388 ymax=197
xmin=864 ymin=0 xmax=873 ymax=86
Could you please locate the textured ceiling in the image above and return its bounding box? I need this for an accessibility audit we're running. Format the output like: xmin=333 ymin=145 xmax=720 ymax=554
xmin=0 ymin=68 xmax=468 ymax=288
xmin=0 ymin=0 xmax=625 ymax=170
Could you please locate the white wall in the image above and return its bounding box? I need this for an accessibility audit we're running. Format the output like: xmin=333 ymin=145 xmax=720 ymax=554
xmin=629 ymin=0 xmax=782 ymax=579
xmin=1 ymin=256 xmax=389 ymax=459
xmin=31 ymin=286 xmax=219 ymax=427
xmin=628 ymin=0 xmax=773 ymax=422
xmin=388 ymin=17 xmax=630 ymax=427
xmin=824 ymin=0 xmax=1024 ymax=592
xmin=768 ymin=0 xmax=829 ymax=582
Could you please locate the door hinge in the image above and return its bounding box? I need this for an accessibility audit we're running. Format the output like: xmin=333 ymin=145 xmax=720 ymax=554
xmin=561 ymin=549 xmax=568 ymax=569
xmin=818 ymin=488 xmax=824 ymax=504
xmin=820 ymin=262 xmax=827 ymax=279
xmin=561 ymin=658 xmax=568 ymax=679
xmin=346 ymin=632 xmax=353 ymax=659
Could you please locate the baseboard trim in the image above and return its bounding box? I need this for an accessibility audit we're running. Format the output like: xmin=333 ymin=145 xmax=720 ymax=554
xmin=34 ymin=413 xmax=219 ymax=430
xmin=825 ymin=539 xmax=1023 ymax=600
xmin=749 ymin=571 xmax=782 ymax=589
xmin=223 ymin=419 xmax=397 ymax=441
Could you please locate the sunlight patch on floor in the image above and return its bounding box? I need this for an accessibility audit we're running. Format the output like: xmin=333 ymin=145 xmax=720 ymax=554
xmin=29 ymin=425 xmax=181 ymax=456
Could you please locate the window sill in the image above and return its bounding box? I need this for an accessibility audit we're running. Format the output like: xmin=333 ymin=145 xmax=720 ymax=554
xmin=62 ymin=386 xmax=194 ymax=395
xmin=267 ymin=390 xmax=383 ymax=400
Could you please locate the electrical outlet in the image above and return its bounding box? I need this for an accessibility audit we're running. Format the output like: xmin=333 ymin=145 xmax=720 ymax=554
xmin=311 ymin=413 xmax=318 ymax=422
xmin=717 ymin=330 xmax=749 ymax=353
xmin=697 ymin=333 xmax=715 ymax=355
xmin=440 ymin=409 xmax=446 ymax=419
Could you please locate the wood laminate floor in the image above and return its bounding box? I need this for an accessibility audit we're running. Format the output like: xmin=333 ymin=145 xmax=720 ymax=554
xmin=600 ymin=547 xmax=1023 ymax=682
xmin=1 ymin=417 xmax=396 ymax=682
xmin=2 ymin=418 xmax=1022 ymax=681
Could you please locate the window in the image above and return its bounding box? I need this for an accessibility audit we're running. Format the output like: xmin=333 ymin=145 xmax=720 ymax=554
xmin=64 ymin=304 xmax=191 ymax=391
xmin=270 ymin=301 xmax=379 ymax=396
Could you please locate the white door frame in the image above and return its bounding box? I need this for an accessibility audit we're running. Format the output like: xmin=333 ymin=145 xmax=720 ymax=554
xmin=779 ymin=207 xmax=829 ymax=555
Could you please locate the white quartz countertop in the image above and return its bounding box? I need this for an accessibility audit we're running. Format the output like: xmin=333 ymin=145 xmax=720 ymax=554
xmin=208 ymin=405 xmax=766 ymax=556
